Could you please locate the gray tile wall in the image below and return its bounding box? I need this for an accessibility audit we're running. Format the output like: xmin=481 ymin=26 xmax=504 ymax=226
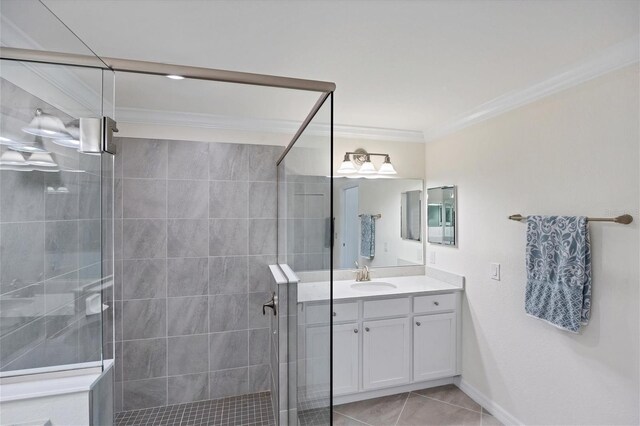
xmin=0 ymin=78 xmax=106 ymax=372
xmin=113 ymin=137 xmax=282 ymax=412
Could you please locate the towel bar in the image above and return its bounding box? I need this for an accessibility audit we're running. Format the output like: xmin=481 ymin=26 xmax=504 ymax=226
xmin=508 ymin=214 xmax=633 ymax=224
xmin=359 ymin=214 xmax=382 ymax=219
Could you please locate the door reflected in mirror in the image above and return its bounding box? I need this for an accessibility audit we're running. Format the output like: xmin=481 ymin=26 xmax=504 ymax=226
xmin=427 ymin=186 xmax=456 ymax=246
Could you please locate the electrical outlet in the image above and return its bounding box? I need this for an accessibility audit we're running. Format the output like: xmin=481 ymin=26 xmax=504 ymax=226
xmin=490 ymin=263 xmax=501 ymax=281
xmin=429 ymin=251 xmax=436 ymax=264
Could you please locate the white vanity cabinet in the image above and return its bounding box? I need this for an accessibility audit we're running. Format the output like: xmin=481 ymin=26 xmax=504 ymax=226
xmin=333 ymin=323 xmax=360 ymax=395
xmin=306 ymin=288 xmax=461 ymax=402
xmin=362 ymin=317 xmax=411 ymax=390
xmin=413 ymin=312 xmax=457 ymax=381
xmin=413 ymin=293 xmax=458 ymax=381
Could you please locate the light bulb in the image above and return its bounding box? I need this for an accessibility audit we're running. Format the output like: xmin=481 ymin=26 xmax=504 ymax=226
xmin=22 ymin=109 xmax=70 ymax=139
xmin=358 ymin=155 xmax=377 ymax=174
xmin=0 ymin=150 xmax=27 ymax=166
xmin=337 ymin=154 xmax=357 ymax=174
xmin=378 ymin=155 xmax=397 ymax=175
xmin=27 ymin=152 xmax=57 ymax=167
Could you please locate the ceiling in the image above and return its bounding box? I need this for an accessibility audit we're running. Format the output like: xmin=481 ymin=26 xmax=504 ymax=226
xmin=10 ymin=0 xmax=640 ymax=141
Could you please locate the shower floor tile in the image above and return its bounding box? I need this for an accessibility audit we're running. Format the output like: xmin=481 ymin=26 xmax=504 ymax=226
xmin=115 ymin=391 xmax=275 ymax=426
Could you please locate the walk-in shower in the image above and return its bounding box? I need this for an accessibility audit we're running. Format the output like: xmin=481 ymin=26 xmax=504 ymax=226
xmin=0 ymin=2 xmax=335 ymax=424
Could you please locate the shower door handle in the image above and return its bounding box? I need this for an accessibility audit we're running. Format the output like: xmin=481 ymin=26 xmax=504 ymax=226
xmin=262 ymin=292 xmax=277 ymax=316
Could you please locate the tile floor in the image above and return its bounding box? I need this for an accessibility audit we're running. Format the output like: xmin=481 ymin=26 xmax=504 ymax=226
xmin=332 ymin=385 xmax=502 ymax=426
xmin=114 ymin=391 xmax=275 ymax=426
xmin=113 ymin=385 xmax=499 ymax=425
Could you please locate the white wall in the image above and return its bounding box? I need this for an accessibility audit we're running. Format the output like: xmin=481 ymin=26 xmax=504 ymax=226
xmin=425 ymin=65 xmax=639 ymax=425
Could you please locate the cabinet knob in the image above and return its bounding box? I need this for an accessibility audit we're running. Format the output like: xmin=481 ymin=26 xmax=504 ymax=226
xmin=416 ymin=321 xmax=422 ymax=326
xmin=332 ymin=312 xmax=337 ymax=316
xmin=353 ymin=329 xmax=358 ymax=333
xmin=433 ymin=301 xmax=440 ymax=306
xmin=365 ymin=327 xmax=370 ymax=332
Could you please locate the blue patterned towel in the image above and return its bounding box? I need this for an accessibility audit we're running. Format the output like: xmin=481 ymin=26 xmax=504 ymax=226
xmin=525 ymin=216 xmax=591 ymax=333
xmin=360 ymin=215 xmax=375 ymax=259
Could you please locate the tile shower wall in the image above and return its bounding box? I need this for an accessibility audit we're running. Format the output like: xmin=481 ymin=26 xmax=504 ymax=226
xmin=0 ymin=78 xmax=105 ymax=372
xmin=113 ymin=137 xmax=282 ymax=412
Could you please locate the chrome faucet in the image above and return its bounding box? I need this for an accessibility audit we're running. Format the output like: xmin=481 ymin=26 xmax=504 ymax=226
xmin=354 ymin=262 xmax=371 ymax=282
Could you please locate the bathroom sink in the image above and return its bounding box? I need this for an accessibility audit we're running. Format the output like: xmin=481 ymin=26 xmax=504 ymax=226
xmin=350 ymin=281 xmax=397 ymax=292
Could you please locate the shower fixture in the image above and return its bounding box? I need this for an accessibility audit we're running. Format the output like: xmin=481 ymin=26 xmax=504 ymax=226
xmin=338 ymin=148 xmax=398 ymax=176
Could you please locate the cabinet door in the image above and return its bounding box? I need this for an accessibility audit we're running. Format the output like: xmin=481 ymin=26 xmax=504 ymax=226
xmin=362 ymin=317 xmax=411 ymax=390
xmin=413 ymin=313 xmax=457 ymax=381
xmin=333 ymin=323 xmax=360 ymax=396
xmin=305 ymin=324 xmax=330 ymax=394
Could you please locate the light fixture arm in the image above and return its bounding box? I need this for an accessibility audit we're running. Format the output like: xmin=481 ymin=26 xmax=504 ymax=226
xmin=343 ymin=150 xmax=393 ymax=165
xmin=344 ymin=151 xmax=390 ymax=157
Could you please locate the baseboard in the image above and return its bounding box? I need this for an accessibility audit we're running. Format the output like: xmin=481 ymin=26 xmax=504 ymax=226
xmin=333 ymin=377 xmax=454 ymax=405
xmin=454 ymin=377 xmax=523 ymax=426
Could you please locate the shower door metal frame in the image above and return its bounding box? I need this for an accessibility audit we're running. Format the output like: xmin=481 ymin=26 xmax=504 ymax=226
xmin=275 ymin=92 xmax=334 ymax=425
xmin=0 ymin=46 xmax=336 ymax=154
xmin=0 ymin=47 xmax=335 ymax=92
xmin=1 ymin=46 xmax=336 ymax=424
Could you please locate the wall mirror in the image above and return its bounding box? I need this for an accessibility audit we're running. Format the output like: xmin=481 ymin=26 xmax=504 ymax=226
xmin=334 ymin=178 xmax=424 ymax=269
xmin=427 ymin=185 xmax=456 ymax=246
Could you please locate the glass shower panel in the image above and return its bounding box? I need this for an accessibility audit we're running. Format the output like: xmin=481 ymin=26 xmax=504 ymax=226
xmin=108 ymin=70 xmax=321 ymax=416
xmin=277 ymin=93 xmax=333 ymax=425
xmin=0 ymin=0 xmax=109 ymax=68
xmin=0 ymin=59 xmax=111 ymax=375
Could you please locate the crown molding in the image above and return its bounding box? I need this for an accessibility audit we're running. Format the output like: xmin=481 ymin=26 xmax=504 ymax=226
xmin=116 ymin=107 xmax=426 ymax=143
xmin=424 ymin=35 xmax=640 ymax=142
xmin=0 ymin=15 xmax=110 ymax=117
xmin=3 ymin=12 xmax=635 ymax=145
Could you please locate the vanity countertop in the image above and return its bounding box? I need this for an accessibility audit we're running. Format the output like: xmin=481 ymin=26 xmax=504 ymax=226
xmin=297 ymin=274 xmax=463 ymax=303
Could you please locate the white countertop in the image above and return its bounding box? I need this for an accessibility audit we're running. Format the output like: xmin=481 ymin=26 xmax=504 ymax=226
xmin=0 ymin=360 xmax=113 ymax=403
xmin=298 ymin=274 xmax=462 ymax=303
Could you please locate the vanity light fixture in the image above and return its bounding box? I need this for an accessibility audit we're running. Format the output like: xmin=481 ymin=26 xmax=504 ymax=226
xmin=26 ymin=152 xmax=57 ymax=167
xmin=337 ymin=149 xmax=398 ymax=176
xmin=52 ymin=120 xmax=80 ymax=149
xmin=378 ymin=155 xmax=397 ymax=175
xmin=22 ymin=108 xmax=70 ymax=139
xmin=0 ymin=133 xmax=47 ymax=152
xmin=338 ymin=153 xmax=358 ymax=174
xmin=0 ymin=149 xmax=28 ymax=166
xmin=166 ymin=75 xmax=185 ymax=80
xmin=358 ymin=155 xmax=377 ymax=174
xmin=9 ymin=143 xmax=48 ymax=153
xmin=0 ymin=136 xmax=16 ymax=146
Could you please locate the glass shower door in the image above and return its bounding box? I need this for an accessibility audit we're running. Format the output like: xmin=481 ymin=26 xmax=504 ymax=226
xmin=0 ymin=58 xmax=114 ymax=376
xmin=277 ymin=93 xmax=333 ymax=425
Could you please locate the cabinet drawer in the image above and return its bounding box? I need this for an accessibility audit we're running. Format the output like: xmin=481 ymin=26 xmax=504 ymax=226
xmin=414 ymin=293 xmax=456 ymax=314
xmin=363 ymin=297 xmax=410 ymax=319
xmin=332 ymin=302 xmax=358 ymax=322
xmin=306 ymin=301 xmax=357 ymax=324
